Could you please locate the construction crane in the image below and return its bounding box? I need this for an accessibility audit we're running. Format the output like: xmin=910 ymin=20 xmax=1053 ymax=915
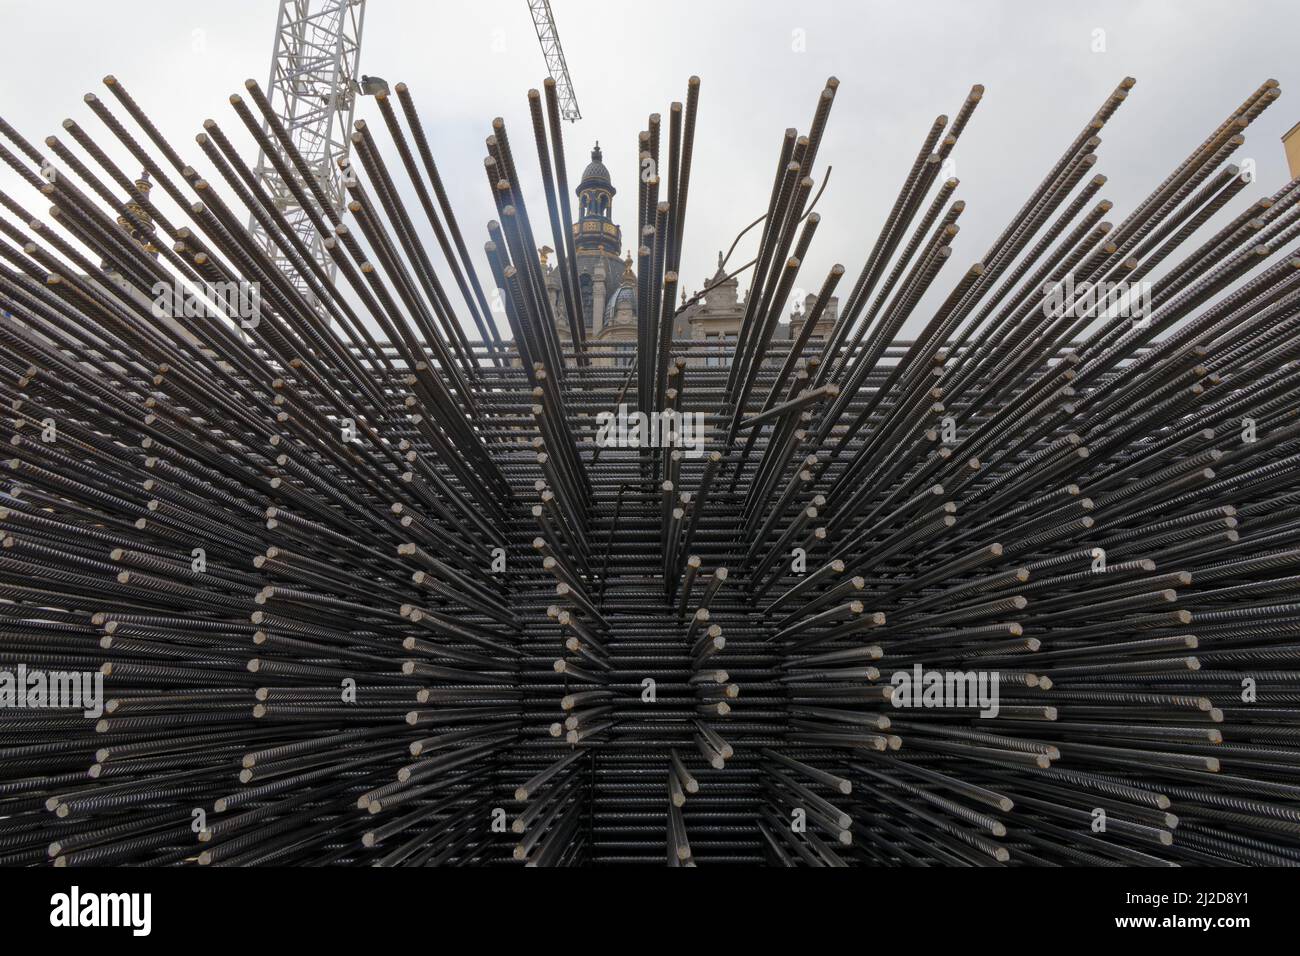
xmin=248 ymin=0 xmax=377 ymax=301
xmin=528 ymin=1 xmax=581 ymax=122
xmin=247 ymin=0 xmax=574 ymax=307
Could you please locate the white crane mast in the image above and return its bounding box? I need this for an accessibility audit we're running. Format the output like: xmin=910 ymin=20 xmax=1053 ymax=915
xmin=248 ymin=0 xmax=368 ymax=298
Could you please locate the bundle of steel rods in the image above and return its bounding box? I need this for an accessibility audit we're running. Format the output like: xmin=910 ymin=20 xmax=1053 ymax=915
xmin=1 ymin=67 xmax=1299 ymax=867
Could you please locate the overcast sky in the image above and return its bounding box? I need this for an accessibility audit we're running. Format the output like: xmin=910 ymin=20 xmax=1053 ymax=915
xmin=0 ymin=0 xmax=1297 ymax=338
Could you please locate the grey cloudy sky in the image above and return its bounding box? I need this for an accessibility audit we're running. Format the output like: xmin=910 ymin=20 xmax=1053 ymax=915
xmin=1 ymin=0 xmax=1297 ymax=337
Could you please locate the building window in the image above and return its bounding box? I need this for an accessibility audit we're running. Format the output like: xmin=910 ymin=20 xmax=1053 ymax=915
xmin=705 ymin=331 xmax=736 ymax=368
xmin=580 ymin=273 xmax=593 ymax=329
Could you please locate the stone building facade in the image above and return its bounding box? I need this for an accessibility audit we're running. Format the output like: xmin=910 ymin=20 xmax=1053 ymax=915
xmin=538 ymin=143 xmax=838 ymax=366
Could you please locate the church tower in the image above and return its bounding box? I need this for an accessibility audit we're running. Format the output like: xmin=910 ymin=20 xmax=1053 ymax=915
xmin=572 ymin=143 xmax=625 ymax=331
xmin=541 ymin=142 xmax=637 ymax=363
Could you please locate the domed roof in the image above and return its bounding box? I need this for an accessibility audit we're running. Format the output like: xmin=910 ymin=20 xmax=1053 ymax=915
xmin=604 ymin=282 xmax=636 ymax=321
xmin=582 ymin=143 xmax=610 ymax=180
xmin=579 ymin=143 xmax=615 ymax=194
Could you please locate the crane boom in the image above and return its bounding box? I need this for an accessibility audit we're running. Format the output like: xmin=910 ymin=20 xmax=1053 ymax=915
xmin=528 ymin=0 xmax=581 ymax=122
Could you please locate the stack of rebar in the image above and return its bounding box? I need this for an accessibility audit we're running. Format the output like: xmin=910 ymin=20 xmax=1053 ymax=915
xmin=1 ymin=67 xmax=1299 ymax=867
